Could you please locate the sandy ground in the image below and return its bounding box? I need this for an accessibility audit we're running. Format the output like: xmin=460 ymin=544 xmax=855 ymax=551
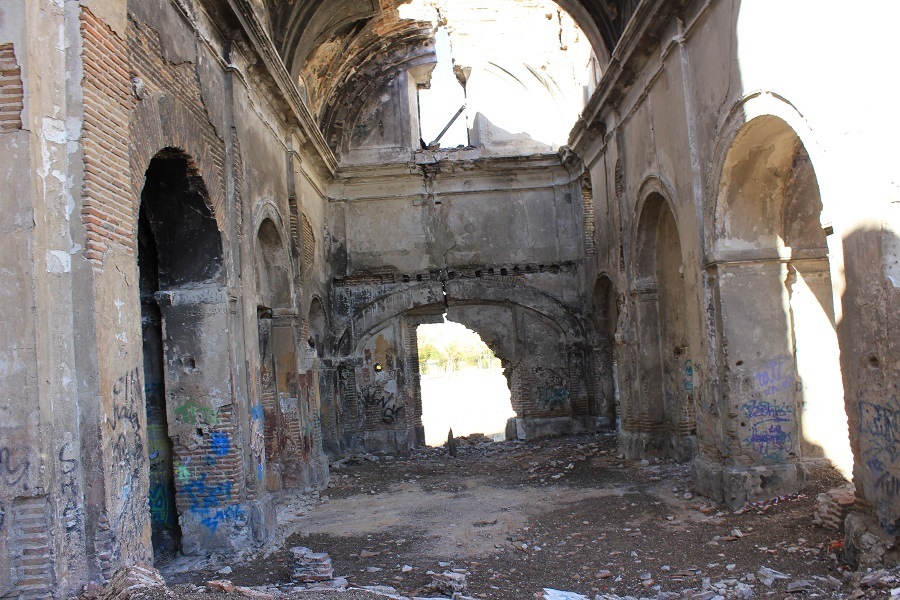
xmin=148 ymin=433 xmax=898 ymax=600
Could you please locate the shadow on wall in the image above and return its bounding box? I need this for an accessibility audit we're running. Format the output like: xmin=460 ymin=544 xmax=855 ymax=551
xmin=837 ymin=223 xmax=900 ymax=552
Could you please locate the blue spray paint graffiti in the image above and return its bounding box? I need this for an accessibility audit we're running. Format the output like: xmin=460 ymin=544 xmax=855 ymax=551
xmin=743 ymin=356 xmax=796 ymax=460
xmin=181 ymin=472 xmax=247 ymax=532
xmin=211 ymin=432 xmax=230 ymax=456
xmin=858 ymin=397 xmax=900 ymax=534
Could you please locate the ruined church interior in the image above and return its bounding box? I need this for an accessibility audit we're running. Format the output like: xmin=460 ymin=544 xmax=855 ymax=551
xmin=0 ymin=0 xmax=898 ymax=597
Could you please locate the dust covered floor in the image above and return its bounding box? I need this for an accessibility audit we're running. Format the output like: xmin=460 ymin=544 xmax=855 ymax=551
xmin=161 ymin=433 xmax=880 ymax=599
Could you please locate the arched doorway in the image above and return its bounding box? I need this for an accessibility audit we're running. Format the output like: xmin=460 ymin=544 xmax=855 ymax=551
xmin=626 ymin=193 xmax=694 ymax=461
xmin=137 ymin=149 xmax=238 ymax=558
xmin=709 ymin=116 xmax=851 ymax=484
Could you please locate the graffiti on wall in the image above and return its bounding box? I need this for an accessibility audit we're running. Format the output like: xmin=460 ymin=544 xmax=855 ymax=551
xmin=742 ymin=356 xmax=795 ymax=461
xmin=683 ymin=360 xmax=694 ymax=391
xmin=0 ymin=446 xmax=30 ymax=489
xmin=532 ymin=366 xmax=569 ymax=411
xmin=147 ymin=423 xmax=178 ymax=528
xmin=858 ymin=395 xmax=900 ymax=534
xmin=58 ymin=442 xmax=80 ymax=533
xmin=181 ymin=472 xmax=247 ymax=533
xmin=173 ymin=401 xmax=219 ymax=427
xmin=110 ymin=368 xmax=143 ymax=463
xmin=108 ymin=367 xmax=150 ymax=562
xmin=362 ymin=372 xmax=404 ymax=424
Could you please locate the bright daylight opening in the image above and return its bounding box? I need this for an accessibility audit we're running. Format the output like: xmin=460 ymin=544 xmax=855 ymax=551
xmin=416 ymin=319 xmax=514 ymax=446
xmin=402 ymin=0 xmax=594 ymax=152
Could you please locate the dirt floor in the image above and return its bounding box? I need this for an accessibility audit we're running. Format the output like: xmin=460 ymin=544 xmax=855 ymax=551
xmin=151 ymin=433 xmax=900 ymax=599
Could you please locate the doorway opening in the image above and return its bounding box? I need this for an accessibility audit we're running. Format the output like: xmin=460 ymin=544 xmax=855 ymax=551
xmin=137 ymin=149 xmax=225 ymax=559
xmin=416 ymin=319 xmax=513 ymax=446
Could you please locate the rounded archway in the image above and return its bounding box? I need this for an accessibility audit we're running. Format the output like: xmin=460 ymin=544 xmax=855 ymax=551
xmin=137 ymin=149 xmax=239 ymax=559
xmin=416 ymin=318 xmax=512 ymax=446
xmin=254 ymin=216 xmax=308 ymax=491
xmin=591 ymin=274 xmax=618 ymax=422
xmin=711 ymin=115 xmax=851 ymax=479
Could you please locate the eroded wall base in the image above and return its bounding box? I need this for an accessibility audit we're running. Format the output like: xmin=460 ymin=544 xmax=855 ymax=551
xmin=506 ymin=416 xmax=611 ymax=441
xmin=691 ymin=456 xmax=807 ymax=511
xmin=619 ymin=431 xmax=696 ymax=463
xmin=844 ymin=511 xmax=899 ymax=569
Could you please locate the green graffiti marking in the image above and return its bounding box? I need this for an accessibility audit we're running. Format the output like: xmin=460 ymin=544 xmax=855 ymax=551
xmin=173 ymin=401 xmax=219 ymax=426
xmin=175 ymin=464 xmax=190 ymax=482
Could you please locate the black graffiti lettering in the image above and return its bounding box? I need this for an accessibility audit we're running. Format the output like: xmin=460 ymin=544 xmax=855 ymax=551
xmin=0 ymin=447 xmax=29 ymax=488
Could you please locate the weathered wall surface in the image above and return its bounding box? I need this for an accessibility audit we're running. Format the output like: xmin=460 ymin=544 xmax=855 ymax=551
xmin=571 ymin=0 xmax=900 ymax=564
xmin=324 ymin=152 xmax=608 ymax=453
xmin=0 ymin=0 xmax=334 ymax=594
xmin=2 ymin=0 xmax=898 ymax=592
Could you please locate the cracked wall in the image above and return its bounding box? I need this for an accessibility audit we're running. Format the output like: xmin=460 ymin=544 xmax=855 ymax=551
xmin=323 ymin=151 xmax=609 ymax=454
xmin=2 ymin=0 xmax=899 ymax=595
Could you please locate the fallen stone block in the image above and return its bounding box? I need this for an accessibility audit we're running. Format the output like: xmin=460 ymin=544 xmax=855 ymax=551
xmin=99 ymin=565 xmax=173 ymax=600
xmin=206 ymin=579 xmax=235 ymax=593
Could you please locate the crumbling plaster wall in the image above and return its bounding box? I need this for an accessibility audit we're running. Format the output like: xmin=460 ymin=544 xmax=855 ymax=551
xmin=324 ymin=151 xmax=608 ymax=453
xmin=0 ymin=0 xmax=335 ymax=594
xmin=571 ymin=0 xmax=900 ymax=564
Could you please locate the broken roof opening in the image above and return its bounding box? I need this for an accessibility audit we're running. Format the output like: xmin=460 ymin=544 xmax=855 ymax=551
xmin=404 ymin=0 xmax=595 ymax=154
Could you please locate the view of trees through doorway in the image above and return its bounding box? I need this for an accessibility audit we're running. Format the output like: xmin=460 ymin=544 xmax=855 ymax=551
xmin=416 ymin=319 xmax=514 ymax=446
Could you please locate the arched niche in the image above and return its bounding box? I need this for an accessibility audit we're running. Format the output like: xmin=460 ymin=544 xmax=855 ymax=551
xmin=308 ymin=297 xmax=327 ymax=358
xmin=591 ymin=274 xmax=618 ymax=421
xmin=709 ymin=115 xmax=850 ymax=484
xmin=137 ymin=149 xmax=245 ymax=558
xmin=254 ymin=217 xmax=304 ymax=491
xmin=626 ymin=192 xmax=695 ymax=461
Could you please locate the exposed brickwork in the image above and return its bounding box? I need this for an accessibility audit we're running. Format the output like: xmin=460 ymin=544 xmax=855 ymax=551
xmin=80 ymin=9 xmax=133 ymax=265
xmin=301 ymin=214 xmax=315 ymax=272
xmin=581 ymin=176 xmax=595 ymax=257
xmin=288 ymin=196 xmax=300 ymax=254
xmin=173 ymin=407 xmax=244 ymax=521
xmin=9 ymin=496 xmax=54 ymax=598
xmin=128 ymin=18 xmax=226 ymax=228
xmin=0 ymin=43 xmax=23 ymax=131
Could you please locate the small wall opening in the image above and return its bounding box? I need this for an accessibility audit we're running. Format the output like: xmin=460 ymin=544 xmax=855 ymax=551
xmin=416 ymin=319 xmax=513 ymax=446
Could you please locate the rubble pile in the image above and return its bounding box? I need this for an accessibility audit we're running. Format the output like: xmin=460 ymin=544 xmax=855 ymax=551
xmin=291 ymin=546 xmax=335 ymax=583
xmin=96 ymin=565 xmax=173 ymax=600
xmin=813 ymin=484 xmax=856 ymax=531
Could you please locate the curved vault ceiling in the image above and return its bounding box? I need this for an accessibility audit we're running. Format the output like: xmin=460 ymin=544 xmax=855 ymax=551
xmin=256 ymin=0 xmax=639 ymax=153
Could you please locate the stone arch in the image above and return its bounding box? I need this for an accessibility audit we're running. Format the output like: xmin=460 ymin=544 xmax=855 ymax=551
xmin=704 ymin=91 xmax=831 ymax=251
xmin=701 ymin=112 xmax=851 ymax=504
xmin=255 ymin=216 xmax=293 ymax=310
xmin=625 ymin=185 xmax=695 ymax=461
xmin=351 ymin=279 xmax=586 ymax=349
xmin=137 ymin=148 xmax=245 ymax=558
xmin=130 ymin=94 xmax=226 ymax=229
xmin=339 ymin=279 xmax=596 ymax=451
